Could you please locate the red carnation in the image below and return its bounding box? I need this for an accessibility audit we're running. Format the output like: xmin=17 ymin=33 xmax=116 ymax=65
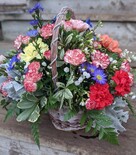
xmin=112 ymin=70 xmax=131 ymax=96
xmin=86 ymin=83 xmax=113 ymax=110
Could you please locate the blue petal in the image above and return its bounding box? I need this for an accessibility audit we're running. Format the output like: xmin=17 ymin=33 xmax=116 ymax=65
xmin=29 ymin=3 xmax=44 ymax=14
xmin=27 ymin=30 xmax=38 ymax=37
xmin=85 ymin=18 xmax=93 ymax=28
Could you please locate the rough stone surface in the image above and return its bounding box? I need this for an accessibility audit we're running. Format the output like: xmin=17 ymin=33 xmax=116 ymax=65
xmin=0 ymin=107 xmax=136 ymax=155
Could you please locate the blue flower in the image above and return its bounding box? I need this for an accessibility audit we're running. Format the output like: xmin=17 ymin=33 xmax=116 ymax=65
xmin=27 ymin=30 xmax=38 ymax=37
xmin=92 ymin=69 xmax=107 ymax=84
xmin=8 ymin=55 xmax=19 ymax=71
xmin=85 ymin=18 xmax=93 ymax=28
xmin=29 ymin=20 xmax=39 ymax=26
xmin=29 ymin=3 xmax=44 ymax=14
xmin=79 ymin=62 xmax=90 ymax=73
xmin=87 ymin=64 xmax=97 ymax=75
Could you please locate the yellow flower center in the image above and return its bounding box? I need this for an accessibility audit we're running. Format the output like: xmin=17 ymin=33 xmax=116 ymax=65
xmin=96 ymin=75 xmax=102 ymax=80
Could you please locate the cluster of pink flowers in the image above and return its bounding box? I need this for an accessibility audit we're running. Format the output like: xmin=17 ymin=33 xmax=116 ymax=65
xmin=40 ymin=24 xmax=54 ymax=39
xmin=62 ymin=19 xmax=89 ymax=32
xmin=24 ymin=62 xmax=42 ymax=92
xmin=0 ymin=79 xmax=11 ymax=96
xmin=64 ymin=49 xmax=86 ymax=66
xmin=14 ymin=35 xmax=30 ymax=50
xmin=91 ymin=50 xmax=110 ymax=69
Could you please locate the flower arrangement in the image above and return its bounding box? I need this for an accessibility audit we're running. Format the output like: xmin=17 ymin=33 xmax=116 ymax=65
xmin=0 ymin=3 xmax=136 ymax=147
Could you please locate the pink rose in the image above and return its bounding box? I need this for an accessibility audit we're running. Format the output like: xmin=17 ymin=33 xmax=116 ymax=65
xmin=121 ymin=60 xmax=130 ymax=72
xmin=64 ymin=49 xmax=86 ymax=66
xmin=91 ymin=50 xmax=110 ymax=69
xmin=61 ymin=20 xmax=73 ymax=31
xmin=24 ymin=80 xmax=37 ymax=92
xmin=43 ymin=50 xmax=51 ymax=60
xmin=70 ymin=19 xmax=89 ymax=32
xmin=62 ymin=19 xmax=89 ymax=32
xmin=93 ymin=41 xmax=102 ymax=49
xmin=14 ymin=35 xmax=30 ymax=50
xmin=0 ymin=79 xmax=11 ymax=96
xmin=40 ymin=24 xmax=54 ymax=39
xmin=0 ymin=55 xmax=6 ymax=64
xmin=28 ymin=61 xmax=41 ymax=72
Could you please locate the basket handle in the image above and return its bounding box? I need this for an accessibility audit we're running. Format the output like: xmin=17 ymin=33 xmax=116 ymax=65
xmin=50 ymin=7 xmax=76 ymax=89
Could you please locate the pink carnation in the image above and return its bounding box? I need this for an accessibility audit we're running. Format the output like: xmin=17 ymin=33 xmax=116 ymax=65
xmin=91 ymin=50 xmax=110 ymax=69
xmin=22 ymin=36 xmax=30 ymax=44
xmin=24 ymin=80 xmax=37 ymax=92
xmin=28 ymin=61 xmax=41 ymax=72
xmin=0 ymin=79 xmax=11 ymax=96
xmin=40 ymin=24 xmax=54 ymax=39
xmin=85 ymin=98 xmax=96 ymax=110
xmin=25 ymin=72 xmax=42 ymax=83
xmin=64 ymin=49 xmax=86 ymax=66
xmin=121 ymin=60 xmax=130 ymax=72
xmin=62 ymin=19 xmax=89 ymax=32
xmin=43 ymin=50 xmax=51 ymax=60
xmin=14 ymin=35 xmax=30 ymax=50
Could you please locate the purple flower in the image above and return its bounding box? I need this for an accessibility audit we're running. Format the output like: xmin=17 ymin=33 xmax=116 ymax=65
xmin=87 ymin=64 xmax=97 ymax=74
xmin=29 ymin=3 xmax=44 ymax=14
xmin=27 ymin=30 xmax=38 ymax=37
xmin=8 ymin=55 xmax=19 ymax=71
xmin=92 ymin=69 xmax=107 ymax=84
xmin=79 ymin=62 xmax=90 ymax=73
xmin=85 ymin=18 xmax=93 ymax=28
xmin=30 ymin=20 xmax=39 ymax=26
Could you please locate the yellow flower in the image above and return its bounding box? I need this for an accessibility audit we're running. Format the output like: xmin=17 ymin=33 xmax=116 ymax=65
xmin=36 ymin=38 xmax=49 ymax=59
xmin=20 ymin=43 xmax=38 ymax=62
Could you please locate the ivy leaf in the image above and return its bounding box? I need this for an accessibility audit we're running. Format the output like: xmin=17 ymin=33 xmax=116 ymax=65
xmin=28 ymin=105 xmax=40 ymax=123
xmin=40 ymin=96 xmax=47 ymax=108
xmin=16 ymin=107 xmax=34 ymax=122
xmin=56 ymin=82 xmax=65 ymax=88
xmin=17 ymin=100 xmax=34 ymax=109
xmin=26 ymin=93 xmax=38 ymax=102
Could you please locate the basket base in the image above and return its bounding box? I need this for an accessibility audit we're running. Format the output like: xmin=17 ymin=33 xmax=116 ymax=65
xmin=49 ymin=108 xmax=86 ymax=131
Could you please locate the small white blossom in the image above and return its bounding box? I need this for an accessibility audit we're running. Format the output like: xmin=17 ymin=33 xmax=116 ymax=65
xmin=23 ymin=75 xmax=25 ymax=79
xmin=129 ymin=92 xmax=134 ymax=96
xmin=112 ymin=60 xmax=117 ymax=64
xmin=64 ymin=67 xmax=69 ymax=73
xmin=80 ymin=101 xmax=86 ymax=106
xmin=78 ymin=77 xmax=84 ymax=83
xmin=132 ymin=95 xmax=136 ymax=100
xmin=74 ymin=81 xmax=80 ymax=86
xmin=15 ymin=76 xmax=19 ymax=81
xmin=124 ymin=94 xmax=128 ymax=97
xmin=109 ymin=57 xmax=113 ymax=62
xmin=42 ymin=62 xmax=47 ymax=66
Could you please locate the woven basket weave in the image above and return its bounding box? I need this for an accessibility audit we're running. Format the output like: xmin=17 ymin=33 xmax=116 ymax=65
xmin=49 ymin=7 xmax=86 ymax=131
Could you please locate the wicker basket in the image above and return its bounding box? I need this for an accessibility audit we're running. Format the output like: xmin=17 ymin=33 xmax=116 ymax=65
xmin=49 ymin=7 xmax=86 ymax=131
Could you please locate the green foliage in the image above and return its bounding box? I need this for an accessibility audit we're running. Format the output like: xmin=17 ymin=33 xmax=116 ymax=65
xmin=31 ymin=119 xmax=40 ymax=148
xmin=4 ymin=101 xmax=20 ymax=122
xmin=64 ymin=109 xmax=77 ymax=121
xmin=16 ymin=93 xmax=41 ymax=123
